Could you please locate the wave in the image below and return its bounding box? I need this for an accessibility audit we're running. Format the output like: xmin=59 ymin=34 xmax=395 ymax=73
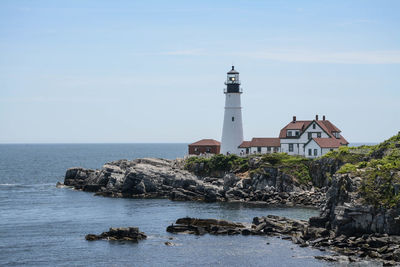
xmin=0 ymin=183 xmax=53 ymax=187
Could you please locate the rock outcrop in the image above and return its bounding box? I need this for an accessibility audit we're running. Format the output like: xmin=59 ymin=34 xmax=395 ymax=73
xmin=61 ymin=157 xmax=324 ymax=207
xmin=167 ymin=216 xmax=400 ymax=265
xmin=85 ymin=227 xmax=146 ymax=242
xmin=167 ymin=217 xmax=247 ymax=235
xmin=313 ymin=173 xmax=400 ymax=236
xmin=309 ymin=157 xmax=343 ymax=187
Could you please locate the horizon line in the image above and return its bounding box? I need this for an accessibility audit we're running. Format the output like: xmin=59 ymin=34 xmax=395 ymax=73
xmin=0 ymin=141 xmax=378 ymax=145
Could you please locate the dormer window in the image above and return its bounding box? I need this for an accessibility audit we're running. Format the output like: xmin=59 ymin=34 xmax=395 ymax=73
xmin=287 ymin=131 xmax=292 ymax=137
xmin=295 ymin=131 xmax=299 ymax=136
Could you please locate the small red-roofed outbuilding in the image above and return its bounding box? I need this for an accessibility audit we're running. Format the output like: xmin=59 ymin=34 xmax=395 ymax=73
xmin=188 ymin=139 xmax=221 ymax=155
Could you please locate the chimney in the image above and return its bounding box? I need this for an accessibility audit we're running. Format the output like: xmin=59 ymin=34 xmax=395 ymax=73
xmin=293 ymin=116 xmax=296 ymax=123
xmin=323 ymin=115 xmax=326 ymax=121
xmin=315 ymin=115 xmax=319 ymax=121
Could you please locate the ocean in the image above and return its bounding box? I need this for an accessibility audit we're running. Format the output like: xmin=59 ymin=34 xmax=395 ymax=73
xmin=0 ymin=144 xmax=377 ymax=266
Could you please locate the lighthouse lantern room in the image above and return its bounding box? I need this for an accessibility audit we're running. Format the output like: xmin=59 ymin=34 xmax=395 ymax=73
xmin=220 ymin=66 xmax=244 ymax=155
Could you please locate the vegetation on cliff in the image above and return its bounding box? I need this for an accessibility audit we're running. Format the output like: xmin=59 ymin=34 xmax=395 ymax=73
xmin=322 ymin=146 xmax=368 ymax=164
xmin=332 ymin=132 xmax=400 ymax=208
xmin=250 ymin=153 xmax=312 ymax=185
xmin=185 ymin=153 xmax=312 ymax=184
xmin=185 ymin=132 xmax=400 ymax=207
xmin=184 ymin=154 xmax=249 ymax=177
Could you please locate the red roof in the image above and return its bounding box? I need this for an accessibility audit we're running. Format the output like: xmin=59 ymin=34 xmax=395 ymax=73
xmin=189 ymin=139 xmax=220 ymax=146
xmin=239 ymin=138 xmax=280 ymax=148
xmin=279 ymin=120 xmax=312 ymax=138
xmin=279 ymin=118 xmax=344 ymax=140
xmin=285 ymin=121 xmax=309 ymax=130
xmin=338 ymin=136 xmax=349 ymax=145
xmin=312 ymin=138 xmax=347 ymax=148
xmin=238 ymin=141 xmax=252 ymax=148
xmin=320 ymin=120 xmax=340 ymax=133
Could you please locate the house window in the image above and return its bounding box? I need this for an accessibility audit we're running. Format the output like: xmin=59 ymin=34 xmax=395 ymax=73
xmin=295 ymin=131 xmax=299 ymax=136
xmin=314 ymin=149 xmax=318 ymax=156
xmin=194 ymin=148 xmax=199 ymax=152
xmin=330 ymin=149 xmax=334 ymax=151
xmin=257 ymin=147 xmax=261 ymax=153
xmin=313 ymin=124 xmax=316 ymax=129
xmin=317 ymin=132 xmax=321 ymax=138
xmin=206 ymin=147 xmax=211 ymax=153
xmin=274 ymin=147 xmax=278 ymax=152
xmin=308 ymin=149 xmax=312 ymax=156
xmin=287 ymin=131 xmax=292 ymax=137
xmin=232 ymin=117 xmax=234 ymax=122
xmin=267 ymin=147 xmax=271 ymax=152
xmin=289 ymin=144 xmax=294 ymax=152
xmin=308 ymin=132 xmax=312 ymax=140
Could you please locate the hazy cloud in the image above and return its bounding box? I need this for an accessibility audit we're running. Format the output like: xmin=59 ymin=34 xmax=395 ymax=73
xmin=161 ymin=49 xmax=205 ymax=56
xmin=241 ymin=50 xmax=400 ymax=64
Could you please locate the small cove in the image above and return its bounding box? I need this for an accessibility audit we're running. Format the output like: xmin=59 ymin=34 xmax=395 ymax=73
xmin=0 ymin=144 xmax=379 ymax=266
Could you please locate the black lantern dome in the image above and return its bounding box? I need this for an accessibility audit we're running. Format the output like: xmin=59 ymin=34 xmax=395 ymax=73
xmin=225 ymin=66 xmax=241 ymax=93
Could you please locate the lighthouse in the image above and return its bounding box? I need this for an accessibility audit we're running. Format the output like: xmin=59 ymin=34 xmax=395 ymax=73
xmin=220 ymin=66 xmax=244 ymax=155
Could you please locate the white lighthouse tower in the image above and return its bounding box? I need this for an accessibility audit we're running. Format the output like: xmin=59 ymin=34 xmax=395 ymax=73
xmin=220 ymin=66 xmax=244 ymax=155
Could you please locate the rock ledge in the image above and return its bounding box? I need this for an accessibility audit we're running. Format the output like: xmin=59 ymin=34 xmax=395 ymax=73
xmin=85 ymin=227 xmax=147 ymax=242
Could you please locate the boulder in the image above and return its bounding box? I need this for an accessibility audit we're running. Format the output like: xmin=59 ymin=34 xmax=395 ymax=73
xmin=85 ymin=227 xmax=146 ymax=242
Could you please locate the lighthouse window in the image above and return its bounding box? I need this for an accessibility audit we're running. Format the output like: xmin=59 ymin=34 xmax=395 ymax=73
xmin=232 ymin=117 xmax=234 ymax=122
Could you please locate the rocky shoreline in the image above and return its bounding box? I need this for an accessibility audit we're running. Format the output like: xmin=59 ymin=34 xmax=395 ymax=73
xmin=167 ymin=216 xmax=400 ymax=265
xmin=61 ymin=157 xmax=326 ymax=207
xmin=58 ymin=133 xmax=400 ymax=265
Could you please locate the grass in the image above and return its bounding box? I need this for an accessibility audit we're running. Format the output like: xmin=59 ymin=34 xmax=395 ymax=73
xmin=184 ymin=154 xmax=249 ymax=176
xmin=334 ymin=132 xmax=400 ymax=208
xmin=185 ymin=153 xmax=312 ymax=184
xmin=322 ymin=146 xmax=368 ymax=164
xmin=259 ymin=153 xmax=312 ymax=184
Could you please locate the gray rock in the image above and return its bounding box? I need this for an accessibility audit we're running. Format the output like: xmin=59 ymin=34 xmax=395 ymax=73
xmin=86 ymin=227 xmax=146 ymax=242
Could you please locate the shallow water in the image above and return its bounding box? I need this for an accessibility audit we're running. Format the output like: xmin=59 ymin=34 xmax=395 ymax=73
xmin=0 ymin=144 xmax=380 ymax=266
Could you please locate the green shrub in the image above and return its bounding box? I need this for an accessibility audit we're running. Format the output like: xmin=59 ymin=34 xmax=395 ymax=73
xmin=368 ymin=132 xmax=400 ymax=158
xmin=322 ymin=146 xmax=366 ymax=164
xmin=338 ymin=163 xmax=357 ymax=174
xmin=184 ymin=154 xmax=249 ymax=176
xmin=259 ymin=153 xmax=312 ymax=184
xmin=261 ymin=153 xmax=310 ymax=166
xmin=357 ymin=148 xmax=400 ymax=208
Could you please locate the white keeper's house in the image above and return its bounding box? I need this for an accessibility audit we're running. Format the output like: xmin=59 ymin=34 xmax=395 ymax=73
xmin=239 ymin=115 xmax=348 ymax=158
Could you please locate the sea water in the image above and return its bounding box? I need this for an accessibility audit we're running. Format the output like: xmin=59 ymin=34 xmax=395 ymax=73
xmin=0 ymin=144 xmax=377 ymax=266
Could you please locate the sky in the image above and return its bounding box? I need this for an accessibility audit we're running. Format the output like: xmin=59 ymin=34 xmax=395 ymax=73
xmin=0 ymin=0 xmax=399 ymax=143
